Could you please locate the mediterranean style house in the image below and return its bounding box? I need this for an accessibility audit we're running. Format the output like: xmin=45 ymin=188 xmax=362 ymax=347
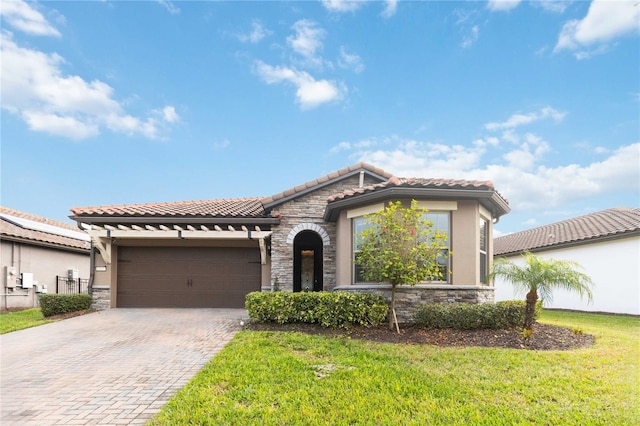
xmin=70 ymin=163 xmax=510 ymax=319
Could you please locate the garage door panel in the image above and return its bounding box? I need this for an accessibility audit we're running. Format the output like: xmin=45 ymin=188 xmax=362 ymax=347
xmin=117 ymin=246 xmax=261 ymax=308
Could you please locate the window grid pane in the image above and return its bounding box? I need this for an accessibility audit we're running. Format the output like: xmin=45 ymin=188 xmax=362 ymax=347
xmin=479 ymin=218 xmax=489 ymax=283
xmin=422 ymin=212 xmax=450 ymax=282
xmin=352 ymin=212 xmax=452 ymax=284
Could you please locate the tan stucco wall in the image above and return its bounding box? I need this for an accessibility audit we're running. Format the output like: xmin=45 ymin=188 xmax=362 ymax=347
xmin=335 ymin=210 xmax=352 ymax=285
xmin=335 ymin=198 xmax=494 ymax=286
xmin=1 ymin=240 xmax=89 ymax=309
xmin=451 ymin=200 xmax=477 ymax=285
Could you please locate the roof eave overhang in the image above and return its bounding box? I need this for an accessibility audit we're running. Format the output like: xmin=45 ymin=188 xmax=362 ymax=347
xmin=263 ymin=169 xmax=389 ymax=210
xmin=324 ymin=187 xmax=511 ymax=222
xmin=0 ymin=235 xmax=90 ymax=254
xmin=69 ymin=215 xmax=281 ymax=226
xmin=494 ymin=229 xmax=640 ymax=257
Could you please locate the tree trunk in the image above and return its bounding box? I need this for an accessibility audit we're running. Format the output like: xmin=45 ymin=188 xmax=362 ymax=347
xmin=389 ymin=284 xmax=397 ymax=330
xmin=524 ymin=290 xmax=538 ymax=330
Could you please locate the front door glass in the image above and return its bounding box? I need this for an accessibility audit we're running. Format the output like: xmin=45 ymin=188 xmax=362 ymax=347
xmin=301 ymin=250 xmax=314 ymax=291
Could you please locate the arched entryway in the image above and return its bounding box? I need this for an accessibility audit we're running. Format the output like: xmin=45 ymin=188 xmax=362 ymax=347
xmin=293 ymin=231 xmax=323 ymax=292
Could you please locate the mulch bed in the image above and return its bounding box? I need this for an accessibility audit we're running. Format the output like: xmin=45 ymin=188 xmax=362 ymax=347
xmin=45 ymin=309 xmax=96 ymax=321
xmin=246 ymin=322 xmax=595 ymax=351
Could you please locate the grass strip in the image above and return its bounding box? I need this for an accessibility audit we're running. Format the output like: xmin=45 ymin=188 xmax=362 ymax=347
xmin=0 ymin=308 xmax=53 ymax=334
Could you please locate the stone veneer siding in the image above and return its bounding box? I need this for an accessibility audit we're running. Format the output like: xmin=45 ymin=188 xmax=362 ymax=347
xmin=334 ymin=284 xmax=495 ymax=323
xmin=91 ymin=286 xmax=110 ymax=310
xmin=269 ymin=174 xmax=382 ymax=292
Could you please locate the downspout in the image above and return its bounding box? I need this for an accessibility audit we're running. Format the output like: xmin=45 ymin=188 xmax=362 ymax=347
xmin=88 ymin=241 xmax=95 ymax=297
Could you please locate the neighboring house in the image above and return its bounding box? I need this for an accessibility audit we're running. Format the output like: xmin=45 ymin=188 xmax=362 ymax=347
xmin=1 ymin=207 xmax=91 ymax=310
xmin=70 ymin=163 xmax=510 ymax=319
xmin=493 ymin=207 xmax=640 ymax=316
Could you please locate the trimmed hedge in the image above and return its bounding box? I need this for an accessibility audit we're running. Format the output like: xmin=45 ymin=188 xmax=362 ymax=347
xmin=245 ymin=291 xmax=388 ymax=329
xmin=414 ymin=300 xmax=541 ymax=330
xmin=38 ymin=294 xmax=93 ymax=317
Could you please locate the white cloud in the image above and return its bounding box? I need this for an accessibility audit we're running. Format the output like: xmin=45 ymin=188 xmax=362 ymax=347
xmin=338 ymin=47 xmax=365 ymax=73
xmin=321 ymin=0 xmax=365 ymax=13
xmin=484 ymin=106 xmax=566 ymax=131
xmin=461 ymin=25 xmax=479 ymax=49
xmin=0 ymin=0 xmax=61 ymax=37
xmin=340 ymin=137 xmax=487 ymax=178
xmin=238 ymin=20 xmax=271 ymax=44
xmin=156 ymin=0 xmax=180 ymax=15
xmin=213 ymin=139 xmax=231 ymax=151
xmin=287 ymin=19 xmax=325 ymax=66
xmin=330 ymin=138 xmax=379 ymax=153
xmin=381 ymin=0 xmax=398 ymax=18
xmin=573 ymin=43 xmax=610 ymax=60
xmin=348 ymin=136 xmax=639 ymax=212
xmin=502 ymin=134 xmax=550 ymax=170
xmin=331 ymin=141 xmax=352 ymax=153
xmin=22 ymin=111 xmax=99 ymax=140
xmin=321 ymin=0 xmax=396 ymax=17
xmin=160 ymin=106 xmax=180 ymax=123
xmin=535 ymin=1 xmax=570 ymax=14
xmin=0 ymin=32 xmax=178 ymax=140
xmin=486 ymin=0 xmax=522 ymax=12
xmin=253 ymin=60 xmax=344 ymax=109
xmin=555 ymin=0 xmax=640 ymax=57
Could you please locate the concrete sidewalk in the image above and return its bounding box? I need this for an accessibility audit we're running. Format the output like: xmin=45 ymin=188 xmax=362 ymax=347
xmin=1 ymin=308 xmax=247 ymax=425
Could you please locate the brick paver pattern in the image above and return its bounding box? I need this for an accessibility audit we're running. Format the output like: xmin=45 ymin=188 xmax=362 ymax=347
xmin=1 ymin=308 xmax=246 ymax=425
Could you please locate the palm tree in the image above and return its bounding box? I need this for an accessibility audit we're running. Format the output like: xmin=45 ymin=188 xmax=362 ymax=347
xmin=487 ymin=251 xmax=593 ymax=329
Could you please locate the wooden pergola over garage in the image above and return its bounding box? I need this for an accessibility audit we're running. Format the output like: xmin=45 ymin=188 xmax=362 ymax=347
xmin=71 ymin=198 xmax=277 ymax=309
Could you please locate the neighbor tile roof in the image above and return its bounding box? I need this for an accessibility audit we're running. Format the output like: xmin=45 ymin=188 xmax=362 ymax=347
xmin=70 ymin=197 xmax=265 ymax=218
xmin=494 ymin=207 xmax=640 ymax=256
xmin=327 ymin=176 xmax=503 ymax=202
xmin=0 ymin=207 xmax=90 ymax=251
xmin=261 ymin=162 xmax=393 ymax=206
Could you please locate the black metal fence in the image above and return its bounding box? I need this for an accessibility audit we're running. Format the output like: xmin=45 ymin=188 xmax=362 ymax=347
xmin=55 ymin=276 xmax=89 ymax=294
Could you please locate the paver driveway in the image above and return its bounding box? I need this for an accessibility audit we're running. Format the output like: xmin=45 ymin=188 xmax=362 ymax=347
xmin=1 ymin=308 xmax=248 ymax=425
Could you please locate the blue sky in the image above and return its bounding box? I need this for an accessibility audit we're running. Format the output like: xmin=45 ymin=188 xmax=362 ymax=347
xmin=1 ymin=0 xmax=638 ymax=236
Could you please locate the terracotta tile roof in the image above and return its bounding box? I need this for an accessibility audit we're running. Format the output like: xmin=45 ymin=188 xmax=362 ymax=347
xmin=0 ymin=207 xmax=90 ymax=252
xmin=327 ymin=176 xmax=502 ymax=202
xmin=494 ymin=207 xmax=640 ymax=256
xmin=261 ymin=162 xmax=393 ymax=206
xmin=70 ymin=197 xmax=265 ymax=218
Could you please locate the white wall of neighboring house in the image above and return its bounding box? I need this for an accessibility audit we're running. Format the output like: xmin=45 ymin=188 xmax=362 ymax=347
xmin=494 ymin=236 xmax=640 ymax=315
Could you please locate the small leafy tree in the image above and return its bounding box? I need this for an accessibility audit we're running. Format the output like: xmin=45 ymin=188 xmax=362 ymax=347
xmin=487 ymin=251 xmax=593 ymax=330
xmin=356 ymin=200 xmax=448 ymax=331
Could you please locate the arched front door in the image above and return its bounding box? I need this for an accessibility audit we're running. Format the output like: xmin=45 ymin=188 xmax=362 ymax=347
xmin=293 ymin=231 xmax=323 ymax=292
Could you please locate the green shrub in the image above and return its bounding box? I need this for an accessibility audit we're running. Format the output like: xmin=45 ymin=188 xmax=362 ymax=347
xmin=245 ymin=291 xmax=388 ymax=329
xmin=38 ymin=294 xmax=92 ymax=317
xmin=414 ymin=300 xmax=541 ymax=329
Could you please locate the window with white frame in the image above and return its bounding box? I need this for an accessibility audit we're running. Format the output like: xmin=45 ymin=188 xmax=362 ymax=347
xmin=352 ymin=216 xmax=371 ymax=283
xmin=479 ymin=218 xmax=489 ymax=284
xmin=351 ymin=211 xmax=451 ymax=284
xmin=422 ymin=212 xmax=450 ymax=282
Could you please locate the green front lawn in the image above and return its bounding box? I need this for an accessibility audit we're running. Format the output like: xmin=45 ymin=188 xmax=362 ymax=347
xmin=151 ymin=310 xmax=640 ymax=425
xmin=0 ymin=308 xmax=53 ymax=334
